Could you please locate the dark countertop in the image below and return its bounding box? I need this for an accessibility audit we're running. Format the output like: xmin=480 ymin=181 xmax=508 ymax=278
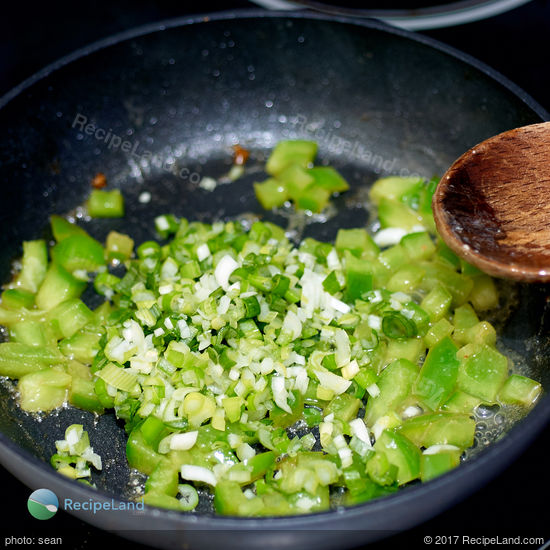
xmin=1 ymin=1 xmax=548 ymax=548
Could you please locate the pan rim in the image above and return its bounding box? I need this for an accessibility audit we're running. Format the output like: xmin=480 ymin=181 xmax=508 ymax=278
xmin=0 ymin=8 xmax=549 ymax=121
xmin=0 ymin=8 xmax=548 ymax=531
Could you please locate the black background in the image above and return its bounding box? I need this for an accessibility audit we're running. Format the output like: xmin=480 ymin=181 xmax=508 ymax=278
xmin=0 ymin=1 xmax=549 ymax=548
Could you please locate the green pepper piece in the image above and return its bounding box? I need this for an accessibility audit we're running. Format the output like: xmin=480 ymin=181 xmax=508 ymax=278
xmin=59 ymin=329 xmax=102 ymax=364
xmin=270 ymin=390 xmax=304 ymax=428
xmin=386 ymin=264 xmax=426 ymax=294
xmin=35 ymin=263 xmax=87 ymax=311
xmin=308 ymin=166 xmax=349 ymax=193
xmin=214 ymin=481 xmax=251 ymax=515
xmin=9 ymin=320 xmax=51 ymax=348
xmin=456 ymin=345 xmax=508 ymax=403
xmin=324 ymin=393 xmax=361 ymax=423
xmin=364 ymin=358 xmax=418 ymax=427
xmin=279 ymin=164 xmax=314 ymax=201
xmin=18 ymin=369 xmax=72 ymax=412
xmin=377 ymin=198 xmax=424 ymax=230
xmin=398 ymin=412 xmax=475 ymax=448
xmin=0 ymin=342 xmax=65 ymax=378
xmin=105 ymin=231 xmax=134 ymax=262
xmin=418 ymin=262 xmax=473 ymax=307
xmin=469 ymin=274 xmax=499 ymax=311
xmin=441 ymin=390 xmax=481 ymax=414
xmin=50 ymin=215 xmax=90 ymax=242
xmin=126 ymin=427 xmax=163 ymax=475
xmin=369 ymin=176 xmax=424 ymax=206
xmin=51 ymin=234 xmax=106 ymax=273
xmin=366 ymin=451 xmax=398 ymax=486
xmin=295 ymin=184 xmax=331 ymax=213
xmin=420 ymin=449 xmax=461 ymax=482
xmin=145 ymin=456 xmax=180 ymax=496
xmin=344 ymin=251 xmax=373 ymax=301
xmin=69 ymin=376 xmax=104 ymax=414
xmin=247 ymin=451 xmax=277 ymax=481
xmin=265 ymin=140 xmax=318 ymax=176
xmin=87 ymin=189 xmax=125 ymax=218
xmin=344 ymin=478 xmax=398 ymax=506
xmin=420 ymin=283 xmax=452 ymax=322
xmin=1 ymin=289 xmax=35 ymax=310
xmin=414 ymin=336 xmax=459 ymax=411
xmin=140 ymin=416 xmax=170 ymax=449
xmin=14 ymin=240 xmax=48 ymax=293
xmin=400 ymin=232 xmax=436 ymax=261
xmin=373 ymin=430 xmax=421 ymax=485
xmin=254 ymin=178 xmax=289 ymax=209
xmin=498 ymin=374 xmax=542 ymax=407
xmin=424 ymin=318 xmax=454 ymax=348
xmin=47 ymin=299 xmax=94 ymax=339
xmin=335 ymin=228 xmax=379 ymax=259
xmin=142 ymin=491 xmax=185 ymax=511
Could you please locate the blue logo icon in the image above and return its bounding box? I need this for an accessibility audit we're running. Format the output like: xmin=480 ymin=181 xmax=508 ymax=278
xmin=27 ymin=489 xmax=58 ymax=520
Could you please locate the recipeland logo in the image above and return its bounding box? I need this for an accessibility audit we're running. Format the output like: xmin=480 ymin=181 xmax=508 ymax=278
xmin=27 ymin=488 xmax=145 ymax=519
xmin=27 ymin=489 xmax=59 ymax=520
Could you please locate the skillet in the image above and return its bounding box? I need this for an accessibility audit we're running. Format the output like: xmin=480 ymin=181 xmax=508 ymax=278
xmin=0 ymin=10 xmax=548 ymax=549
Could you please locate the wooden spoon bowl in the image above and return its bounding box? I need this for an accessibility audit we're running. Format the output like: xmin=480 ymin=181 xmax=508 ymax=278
xmin=433 ymin=121 xmax=550 ymax=282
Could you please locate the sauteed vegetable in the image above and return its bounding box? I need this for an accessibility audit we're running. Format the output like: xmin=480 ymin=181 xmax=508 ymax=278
xmin=0 ymin=141 xmax=541 ymax=516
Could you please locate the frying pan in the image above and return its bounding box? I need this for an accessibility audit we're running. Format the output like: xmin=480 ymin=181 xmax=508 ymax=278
xmin=0 ymin=10 xmax=549 ymax=550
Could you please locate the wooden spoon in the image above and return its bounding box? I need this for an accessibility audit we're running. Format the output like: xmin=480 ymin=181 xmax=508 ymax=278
xmin=432 ymin=121 xmax=550 ymax=282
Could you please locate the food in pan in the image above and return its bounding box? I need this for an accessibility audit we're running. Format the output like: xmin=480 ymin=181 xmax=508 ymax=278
xmin=0 ymin=141 xmax=541 ymax=516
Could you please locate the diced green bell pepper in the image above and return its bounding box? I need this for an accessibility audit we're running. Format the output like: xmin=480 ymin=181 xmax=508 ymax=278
xmin=105 ymin=231 xmax=134 ymax=262
xmin=398 ymin=412 xmax=475 ymax=449
xmin=400 ymin=232 xmax=436 ymax=262
xmin=336 ymin=228 xmax=379 ymax=260
xmin=254 ymin=178 xmax=289 ymax=209
xmin=377 ymin=198 xmax=424 ymax=231
xmin=14 ymin=240 xmax=48 ymax=293
xmin=51 ymin=234 xmax=105 ymax=274
xmin=498 ymin=374 xmax=542 ymax=407
xmin=424 ymin=318 xmax=454 ymax=348
xmin=308 ymin=166 xmax=349 ymax=193
xmin=441 ymin=390 xmax=482 ymax=414
xmin=0 ymin=342 xmax=65 ymax=378
xmin=468 ymin=274 xmax=499 ymax=311
xmin=35 ymin=263 xmax=87 ymax=311
xmin=369 ymin=176 xmax=424 ymax=206
xmin=366 ymin=451 xmax=398 ymax=486
xmin=87 ymin=189 xmax=125 ymax=218
xmin=265 ymin=140 xmax=317 ymax=176
xmin=456 ymin=345 xmax=508 ymax=403
xmin=47 ymin=299 xmax=94 ymax=339
xmin=344 ymin=251 xmax=373 ymax=301
xmin=145 ymin=456 xmax=180 ymax=496
xmin=373 ymin=430 xmax=420 ymax=485
xmin=420 ymin=449 xmax=461 ymax=482
xmin=420 ymin=284 xmax=452 ymax=322
xmin=18 ymin=368 xmax=72 ymax=412
xmin=50 ymin=215 xmax=90 ymax=242
xmin=414 ymin=336 xmax=459 ymax=411
xmin=126 ymin=427 xmax=163 ymax=475
xmin=364 ymin=358 xmax=418 ymax=427
xmin=69 ymin=376 xmax=104 ymax=414
xmin=324 ymin=393 xmax=361 ymax=423
xmin=1 ymin=288 xmax=35 ymax=310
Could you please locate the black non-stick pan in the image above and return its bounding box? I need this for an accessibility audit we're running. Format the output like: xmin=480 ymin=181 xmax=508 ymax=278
xmin=0 ymin=10 xmax=548 ymax=550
